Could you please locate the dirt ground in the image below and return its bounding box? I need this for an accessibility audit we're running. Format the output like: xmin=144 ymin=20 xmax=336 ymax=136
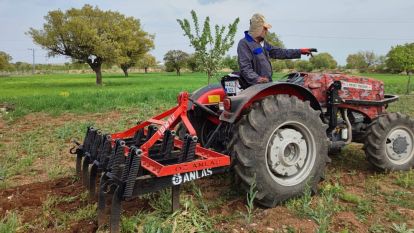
xmin=1 ymin=112 xmax=414 ymax=232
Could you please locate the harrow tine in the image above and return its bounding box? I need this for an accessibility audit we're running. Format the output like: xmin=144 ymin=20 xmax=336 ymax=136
xmin=89 ymin=161 xmax=99 ymax=199
xmin=110 ymin=186 xmax=123 ymax=233
xmin=146 ymin=125 xmax=158 ymax=141
xmin=75 ymin=152 xmax=83 ymax=177
xmin=97 ymin=175 xmax=109 ymax=227
xmin=82 ymin=153 xmax=91 ymax=186
xmin=179 ymin=134 xmax=198 ymax=162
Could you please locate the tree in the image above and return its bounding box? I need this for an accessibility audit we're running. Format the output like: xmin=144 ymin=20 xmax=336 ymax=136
xmin=136 ymin=54 xmax=157 ymax=73
xmin=222 ymin=55 xmax=238 ymax=71
xmin=295 ymin=60 xmax=313 ymax=72
xmin=28 ymin=5 xmax=152 ymax=85
xmin=386 ymin=43 xmax=414 ymax=94
xmin=163 ymin=50 xmax=189 ymax=76
xmin=13 ymin=61 xmax=32 ymax=73
xmin=0 ymin=51 xmax=12 ymax=71
xmin=118 ymin=18 xmax=154 ymax=77
xmin=346 ymin=51 xmax=377 ymax=71
xmin=271 ymin=60 xmax=287 ymax=72
xmin=186 ymin=54 xmax=200 ymax=72
xmin=346 ymin=53 xmax=368 ymax=70
xmin=374 ymin=55 xmax=387 ymax=73
xmin=265 ymin=32 xmax=285 ymax=48
xmin=310 ymin=53 xmax=337 ymax=70
xmin=177 ymin=10 xmax=239 ymax=84
xmin=285 ymin=60 xmax=295 ymax=69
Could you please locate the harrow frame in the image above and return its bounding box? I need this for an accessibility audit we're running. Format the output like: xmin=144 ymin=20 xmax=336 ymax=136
xmin=70 ymin=92 xmax=230 ymax=232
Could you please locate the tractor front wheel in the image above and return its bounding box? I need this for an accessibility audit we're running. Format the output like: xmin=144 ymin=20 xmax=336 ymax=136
xmin=364 ymin=112 xmax=414 ymax=171
xmin=229 ymin=95 xmax=329 ymax=207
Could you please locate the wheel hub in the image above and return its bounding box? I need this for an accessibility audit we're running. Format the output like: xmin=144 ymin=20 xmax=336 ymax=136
xmin=393 ymin=136 xmax=409 ymax=154
xmin=268 ymin=128 xmax=308 ymax=176
xmin=386 ymin=128 xmax=413 ymax=162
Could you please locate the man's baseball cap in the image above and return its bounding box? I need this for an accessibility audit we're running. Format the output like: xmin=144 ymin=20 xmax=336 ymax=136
xmin=250 ymin=13 xmax=272 ymax=30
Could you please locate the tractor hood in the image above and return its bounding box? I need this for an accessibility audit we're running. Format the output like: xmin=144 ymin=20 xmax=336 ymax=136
xmin=286 ymin=72 xmax=385 ymax=107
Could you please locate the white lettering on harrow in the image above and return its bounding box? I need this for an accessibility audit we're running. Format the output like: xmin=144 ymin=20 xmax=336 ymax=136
xmin=172 ymin=168 xmax=213 ymax=185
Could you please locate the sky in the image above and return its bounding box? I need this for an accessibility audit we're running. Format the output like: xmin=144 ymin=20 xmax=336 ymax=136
xmin=0 ymin=0 xmax=414 ymax=65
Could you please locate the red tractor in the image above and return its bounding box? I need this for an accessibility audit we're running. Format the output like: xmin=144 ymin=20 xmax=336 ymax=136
xmin=71 ymin=62 xmax=414 ymax=232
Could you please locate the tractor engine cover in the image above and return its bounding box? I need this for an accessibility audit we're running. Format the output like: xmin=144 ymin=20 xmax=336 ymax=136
xmin=286 ymin=72 xmax=386 ymax=118
xmin=291 ymin=72 xmax=385 ymax=106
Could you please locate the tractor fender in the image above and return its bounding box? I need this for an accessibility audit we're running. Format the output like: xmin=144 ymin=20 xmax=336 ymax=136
xmin=219 ymin=82 xmax=322 ymax=123
xmin=188 ymin=83 xmax=224 ymax=110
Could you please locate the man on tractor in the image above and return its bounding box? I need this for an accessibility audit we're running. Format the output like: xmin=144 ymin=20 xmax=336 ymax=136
xmin=237 ymin=13 xmax=313 ymax=85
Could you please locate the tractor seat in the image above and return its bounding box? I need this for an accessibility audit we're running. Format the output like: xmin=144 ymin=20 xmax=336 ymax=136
xmin=220 ymin=72 xmax=249 ymax=96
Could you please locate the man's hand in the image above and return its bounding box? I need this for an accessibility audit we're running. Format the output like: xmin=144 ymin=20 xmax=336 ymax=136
xmin=257 ymin=76 xmax=269 ymax=83
xmin=300 ymin=48 xmax=317 ymax=56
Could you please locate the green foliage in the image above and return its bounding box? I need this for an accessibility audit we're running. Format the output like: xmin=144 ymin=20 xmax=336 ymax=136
xmin=386 ymin=43 xmax=414 ymax=94
xmin=163 ymin=50 xmax=189 ymax=76
xmin=121 ymin=189 xmax=216 ymax=232
xmin=28 ymin=4 xmax=152 ymax=84
xmin=295 ymin=60 xmax=313 ymax=72
xmin=285 ymin=60 xmax=295 ymax=69
xmin=271 ymin=60 xmax=287 ymax=72
xmin=136 ymin=54 xmax=157 ymax=74
xmin=0 ymin=51 xmax=12 ymax=71
xmin=177 ymin=10 xmax=239 ymax=83
xmin=287 ymin=182 xmax=343 ymax=233
xmin=117 ymin=16 xmax=154 ymax=76
xmin=186 ymin=54 xmax=200 ymax=72
xmin=244 ymin=175 xmax=258 ymax=224
xmin=310 ymin=52 xmax=337 ymax=70
xmin=0 ymin=212 xmax=19 ymax=233
xmin=391 ymin=223 xmax=414 ymax=233
xmin=340 ymin=192 xmax=372 ymax=221
xmin=346 ymin=51 xmax=380 ymax=72
xmin=394 ymin=170 xmax=414 ymax=188
xmin=346 ymin=53 xmax=368 ymax=70
xmin=265 ymin=32 xmax=285 ymax=48
xmin=222 ymin=55 xmax=239 ymax=71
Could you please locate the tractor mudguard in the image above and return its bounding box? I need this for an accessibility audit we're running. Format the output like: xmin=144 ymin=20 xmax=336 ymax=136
xmin=188 ymin=83 xmax=224 ymax=111
xmin=219 ymin=82 xmax=322 ymax=123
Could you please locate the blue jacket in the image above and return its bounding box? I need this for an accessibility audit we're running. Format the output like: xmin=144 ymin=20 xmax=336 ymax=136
xmin=237 ymin=31 xmax=301 ymax=85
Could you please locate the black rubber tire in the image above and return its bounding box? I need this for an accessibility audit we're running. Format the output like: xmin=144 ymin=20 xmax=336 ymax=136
xmin=364 ymin=112 xmax=414 ymax=171
xmin=229 ymin=95 xmax=329 ymax=207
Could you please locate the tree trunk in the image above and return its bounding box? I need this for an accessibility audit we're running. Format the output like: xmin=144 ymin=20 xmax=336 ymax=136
xmin=144 ymin=67 xmax=148 ymax=74
xmin=407 ymin=71 xmax=412 ymax=95
xmin=122 ymin=66 xmax=129 ymax=77
xmin=87 ymin=57 xmax=103 ymax=85
xmin=176 ymin=68 xmax=180 ymax=76
xmin=95 ymin=66 xmax=102 ymax=85
xmin=207 ymin=71 xmax=212 ymax=85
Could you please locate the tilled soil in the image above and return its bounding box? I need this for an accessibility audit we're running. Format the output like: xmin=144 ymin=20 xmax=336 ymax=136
xmin=1 ymin=112 xmax=414 ymax=232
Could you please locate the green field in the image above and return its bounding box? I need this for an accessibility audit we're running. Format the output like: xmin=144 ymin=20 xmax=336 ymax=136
xmin=0 ymin=72 xmax=412 ymax=120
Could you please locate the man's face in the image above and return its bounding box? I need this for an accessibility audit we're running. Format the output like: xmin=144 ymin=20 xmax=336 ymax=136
xmin=259 ymin=27 xmax=268 ymax=39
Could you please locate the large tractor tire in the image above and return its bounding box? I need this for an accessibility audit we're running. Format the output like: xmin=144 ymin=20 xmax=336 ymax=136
xmin=364 ymin=112 xmax=414 ymax=171
xmin=229 ymin=95 xmax=329 ymax=207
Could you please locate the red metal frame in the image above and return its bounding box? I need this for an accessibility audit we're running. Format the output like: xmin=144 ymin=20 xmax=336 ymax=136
xmin=109 ymin=92 xmax=230 ymax=177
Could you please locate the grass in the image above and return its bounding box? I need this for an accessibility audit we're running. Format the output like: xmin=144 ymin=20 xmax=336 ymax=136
xmin=120 ymin=187 xmax=219 ymax=233
xmin=394 ymin=170 xmax=414 ymax=189
xmin=0 ymin=72 xmax=222 ymax=120
xmin=0 ymin=212 xmax=20 ymax=233
xmin=2 ymin=72 xmax=410 ymax=120
xmin=41 ymin=194 xmax=96 ymax=230
xmin=286 ymin=182 xmax=343 ymax=232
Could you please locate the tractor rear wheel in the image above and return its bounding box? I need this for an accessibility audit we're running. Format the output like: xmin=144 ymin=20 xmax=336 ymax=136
xmin=229 ymin=95 xmax=329 ymax=207
xmin=364 ymin=112 xmax=414 ymax=171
